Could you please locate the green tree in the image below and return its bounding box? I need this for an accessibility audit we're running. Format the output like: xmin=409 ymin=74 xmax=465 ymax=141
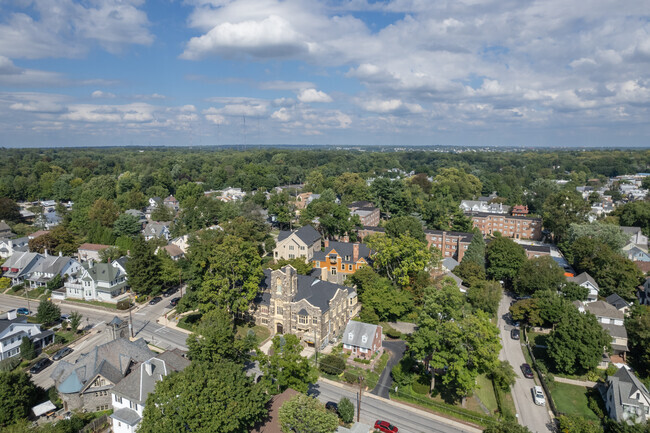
xmin=45 ymin=274 xmax=63 ymax=291
xmin=0 ymin=371 xmax=37 ymax=427
xmin=484 ymin=419 xmax=532 ymax=433
xmin=366 ymin=234 xmax=439 ymax=287
xmin=547 ymin=307 xmax=610 ymax=375
xmin=486 ymin=235 xmax=527 ymax=287
xmin=198 ymin=235 xmax=263 ymax=314
xmin=490 ymin=360 xmax=517 ymax=392
xmin=69 ymin=311 xmax=82 ymax=333
xmin=268 ymin=191 xmax=293 ymax=229
xmin=175 ymin=182 xmax=204 ymax=206
xmin=257 ymin=335 xmax=317 ymax=394
xmin=36 ymin=299 xmax=60 ymax=325
xmin=0 ymin=198 xmax=20 ymax=223
xmin=467 ymin=280 xmax=502 ymax=315
xmin=462 ymin=233 xmax=486 ymax=269
xmin=454 ymin=260 xmax=487 ymax=288
xmin=509 ymin=298 xmax=544 ymax=327
xmin=19 ymin=337 xmax=35 ymax=361
xmin=625 ymin=304 xmax=650 ymax=377
xmin=384 ymin=215 xmax=425 ymax=242
xmin=139 ymin=360 xmax=268 ymax=433
xmin=125 ymin=235 xmax=162 ymax=296
xmin=567 ymin=222 xmax=630 ymax=253
xmin=557 ymin=415 xmax=603 ymax=433
xmin=318 ymin=354 xmax=346 ymax=375
xmin=151 ymin=204 xmax=174 ymax=222
xmin=338 ymin=397 xmax=355 ymax=423
xmin=112 ymin=213 xmax=142 ymax=238
xmin=542 ymin=191 xmax=590 ymax=242
xmin=269 ymin=258 xmax=313 ymax=275
xmin=370 ymin=178 xmax=411 ymax=217
xmin=561 ymin=282 xmax=589 ymax=301
xmin=187 ymin=308 xmax=253 ymax=363
xmin=614 ymin=201 xmax=650 ymax=237
xmin=333 ymin=172 xmax=368 ymax=202
xmin=513 ymin=256 xmax=565 ymax=296
xmin=431 ymin=168 xmax=482 ymax=201
xmin=88 ymin=198 xmax=120 ymax=227
xmin=278 ymin=393 xmax=339 ymax=433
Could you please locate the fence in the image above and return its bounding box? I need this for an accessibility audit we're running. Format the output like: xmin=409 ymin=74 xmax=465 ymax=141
xmin=80 ymin=414 xmax=110 ymax=433
xmin=525 ymin=341 xmax=560 ymax=417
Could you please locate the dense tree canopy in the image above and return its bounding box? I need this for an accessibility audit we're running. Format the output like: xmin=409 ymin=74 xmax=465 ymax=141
xmin=0 ymin=371 xmax=38 ymax=427
xmin=513 ymin=256 xmax=565 ymax=296
xmin=278 ymin=394 xmax=339 ymax=433
xmin=485 ymin=235 xmax=527 ymax=287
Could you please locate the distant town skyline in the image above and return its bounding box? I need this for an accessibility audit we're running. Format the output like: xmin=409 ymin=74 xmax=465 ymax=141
xmin=0 ymin=0 xmax=649 ymax=148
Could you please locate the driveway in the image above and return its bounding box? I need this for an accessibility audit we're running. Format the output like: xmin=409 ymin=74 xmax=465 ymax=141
xmin=498 ymin=293 xmax=553 ymax=433
xmin=371 ymin=339 xmax=406 ymax=398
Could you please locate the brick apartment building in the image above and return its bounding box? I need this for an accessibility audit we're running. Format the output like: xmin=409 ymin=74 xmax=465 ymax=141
xmin=347 ymin=201 xmax=380 ymax=227
xmin=469 ymin=212 xmax=542 ymax=240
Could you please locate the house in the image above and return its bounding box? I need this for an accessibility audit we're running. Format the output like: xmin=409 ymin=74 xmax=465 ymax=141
xmin=143 ymin=222 xmax=170 ymax=241
xmin=522 ymin=244 xmax=552 ymax=259
xmin=28 ymin=230 xmax=50 ymax=240
xmin=113 ymin=257 xmax=129 ymax=276
xmin=77 ymin=243 xmax=111 ymax=262
xmin=341 ymin=321 xmax=382 ymax=360
xmin=576 ymin=300 xmax=628 ymax=356
xmin=273 ymin=225 xmax=321 ymax=261
xmin=294 ymin=192 xmax=320 ymax=211
xmin=606 ymin=294 xmax=631 ymax=315
xmin=469 ymin=212 xmax=542 ymax=241
xmin=347 ymin=201 xmax=380 ymax=227
xmin=625 ymin=246 xmax=650 ymax=262
xmin=444 ymin=271 xmax=468 ymax=293
xmin=156 ymin=244 xmax=185 ymax=261
xmin=621 ymin=227 xmax=648 ymax=248
xmin=512 ymin=205 xmax=529 ymax=216
xmin=111 ymin=350 xmax=190 ymax=433
xmin=36 ymin=210 xmax=61 ymax=230
xmin=163 ymin=195 xmax=179 ymax=211
xmin=25 ymin=252 xmax=81 ymax=289
xmin=1 ymin=251 xmax=43 ymax=286
xmin=441 ymin=257 xmax=459 ymax=273
xmin=460 ymin=200 xmax=511 ymax=214
xmin=0 ymin=312 xmax=54 ymax=360
xmin=567 ymin=272 xmax=600 ymax=303
xmin=605 ymin=367 xmax=650 ymax=424
xmin=252 ymin=265 xmax=360 ymax=348
xmin=169 ymin=235 xmax=190 ymax=253
xmin=64 ymin=260 xmax=129 ymax=303
xmin=125 ymin=209 xmax=147 ymax=226
xmin=0 ymin=236 xmax=29 ymax=259
xmin=0 ymin=220 xmax=13 ymax=237
xmin=148 ymin=197 xmax=162 ymax=208
xmin=311 ymin=240 xmax=371 ymax=284
xmin=51 ymin=338 xmax=154 ymax=412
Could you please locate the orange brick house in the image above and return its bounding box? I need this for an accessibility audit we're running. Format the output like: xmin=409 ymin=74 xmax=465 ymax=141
xmin=311 ymin=240 xmax=371 ymax=284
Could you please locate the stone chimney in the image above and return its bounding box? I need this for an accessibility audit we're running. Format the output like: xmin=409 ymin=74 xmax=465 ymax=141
xmin=144 ymin=361 xmax=153 ymax=376
xmin=353 ymin=243 xmax=359 ymax=262
xmin=324 ymin=239 xmax=329 ymax=248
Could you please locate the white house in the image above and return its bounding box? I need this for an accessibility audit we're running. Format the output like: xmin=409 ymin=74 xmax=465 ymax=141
xmin=143 ymin=222 xmax=170 ymax=241
xmin=606 ymin=367 xmax=650 ymax=424
xmin=1 ymin=251 xmax=42 ymax=286
xmin=25 ymin=253 xmax=81 ymax=289
xmin=110 ymin=351 xmax=190 ymax=433
xmin=273 ymin=225 xmax=321 ymax=261
xmin=567 ymin=272 xmax=599 ymax=303
xmin=64 ymin=261 xmax=128 ymax=303
xmin=0 ymin=236 xmax=29 ymax=259
xmin=0 ymin=312 xmax=54 ymax=360
xmin=575 ymin=300 xmax=628 ymax=356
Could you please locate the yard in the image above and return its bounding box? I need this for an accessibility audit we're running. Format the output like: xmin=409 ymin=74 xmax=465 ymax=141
xmin=65 ymin=298 xmax=120 ymax=310
xmin=549 ymin=382 xmax=600 ymax=421
xmin=236 ymin=324 xmax=271 ymax=345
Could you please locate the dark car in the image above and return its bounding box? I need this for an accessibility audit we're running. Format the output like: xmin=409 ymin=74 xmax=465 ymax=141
xmin=30 ymin=357 xmax=52 ymax=374
xmin=325 ymin=401 xmax=338 ymax=413
xmin=169 ymin=297 xmax=181 ymax=307
xmin=52 ymin=347 xmax=73 ymax=361
xmin=521 ymin=363 xmax=534 ymax=379
xmin=163 ymin=288 xmax=177 ymax=298
xmin=374 ymin=420 xmax=398 ymax=433
xmin=17 ymin=308 xmax=30 ymax=315
xmin=511 ymin=328 xmax=520 ymax=340
xmin=149 ymin=296 xmax=163 ymax=305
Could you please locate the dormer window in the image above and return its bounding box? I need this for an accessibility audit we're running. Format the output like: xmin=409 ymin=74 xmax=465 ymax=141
xmin=348 ymin=332 xmax=354 ymax=341
xmin=361 ymin=335 xmax=368 ymax=344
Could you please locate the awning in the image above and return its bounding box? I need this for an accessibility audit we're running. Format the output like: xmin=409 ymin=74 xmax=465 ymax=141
xmin=32 ymin=400 xmax=56 ymax=417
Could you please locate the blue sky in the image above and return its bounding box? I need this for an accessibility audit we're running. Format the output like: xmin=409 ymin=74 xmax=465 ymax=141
xmin=0 ymin=0 xmax=649 ymax=147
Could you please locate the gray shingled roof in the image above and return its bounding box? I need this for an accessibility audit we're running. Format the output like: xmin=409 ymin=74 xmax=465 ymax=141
xmin=312 ymin=241 xmax=371 ymax=264
xmin=277 ymin=225 xmax=321 ymax=244
xmin=602 ymin=323 xmax=628 ymax=339
xmin=30 ymin=255 xmax=72 ymax=276
xmin=568 ymin=272 xmax=599 ymax=289
xmin=0 ymin=317 xmax=28 ymax=334
xmin=606 ymin=294 xmax=630 ymax=310
xmin=584 ymin=300 xmax=624 ymax=320
xmin=111 ymin=408 xmax=141 ymax=426
xmin=341 ymin=321 xmax=379 ymax=350
xmin=442 ymin=257 xmax=459 ymax=271
xmin=608 ymin=368 xmax=650 ymax=421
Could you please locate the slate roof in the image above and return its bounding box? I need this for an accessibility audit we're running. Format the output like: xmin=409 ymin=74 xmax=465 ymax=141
xmin=442 ymin=257 xmax=459 ymax=271
xmin=0 ymin=317 xmax=28 ymax=334
xmin=52 ymin=338 xmax=153 ymax=394
xmin=29 ymin=255 xmax=72 ymax=276
xmin=0 ymin=221 xmax=11 ymax=233
xmin=568 ymin=272 xmax=599 ymax=289
xmin=341 ymin=321 xmax=379 ymax=350
xmin=144 ymin=222 xmax=169 ymax=237
xmin=606 ymin=294 xmax=631 ymax=310
xmin=84 ymin=262 xmax=122 ymax=283
xmin=2 ymin=251 xmax=40 ymax=270
xmin=584 ymin=300 xmax=624 ymax=320
xmin=159 ymin=244 xmax=184 ymax=257
xmin=608 ymin=368 xmax=650 ymax=421
xmin=111 ymin=408 xmax=141 ymax=426
xmin=277 ymin=225 xmax=321 ymax=245
xmin=312 ymin=241 xmax=371 ymax=264
xmin=602 ymin=323 xmax=628 ymax=339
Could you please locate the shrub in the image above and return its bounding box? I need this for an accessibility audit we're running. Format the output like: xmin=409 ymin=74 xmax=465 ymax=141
xmin=11 ymin=284 xmax=24 ymax=293
xmin=338 ymin=397 xmax=355 ymax=423
xmin=20 ymin=337 xmax=36 ymax=361
xmin=0 ymin=277 xmax=10 ymax=290
xmin=385 ymin=327 xmax=402 ymax=339
xmin=343 ymin=371 xmax=358 ymax=384
xmin=391 ymin=358 xmax=414 ymax=388
xmin=319 ymin=354 xmax=346 ymax=375
xmin=412 ymin=375 xmax=430 ymax=395
xmin=36 ymin=299 xmax=60 ymax=325
xmin=117 ymin=299 xmax=132 ymax=310
xmin=0 ymin=356 xmax=21 ymax=372
xmin=353 ymin=357 xmax=371 ymax=364
xmin=587 ymin=393 xmax=604 ymax=419
xmin=606 ymin=364 xmax=618 ymax=377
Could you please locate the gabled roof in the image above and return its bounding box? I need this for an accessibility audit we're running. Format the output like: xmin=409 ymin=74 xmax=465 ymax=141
xmin=606 ymin=294 xmax=631 ymax=310
xmin=442 ymin=257 xmax=459 ymax=271
xmin=342 ymin=321 xmax=379 ymax=350
xmin=621 ymin=226 xmax=642 ymax=235
xmin=0 ymin=317 xmax=30 ymax=334
xmin=608 ymin=367 xmax=650 ymax=420
xmin=584 ymin=300 xmax=624 ymax=320
xmin=312 ymin=241 xmax=371 ymax=264
xmin=84 ymin=262 xmax=122 ymax=283
xmin=158 ymin=244 xmax=184 ymax=257
xmin=2 ymin=251 xmax=41 ymax=270
xmin=144 ymin=222 xmax=170 ymax=237
xmin=568 ymin=272 xmax=599 ymax=289
xmin=0 ymin=221 xmax=11 ymax=232
xmin=30 ymin=255 xmax=73 ymax=276
xmin=277 ymin=225 xmax=321 ymax=245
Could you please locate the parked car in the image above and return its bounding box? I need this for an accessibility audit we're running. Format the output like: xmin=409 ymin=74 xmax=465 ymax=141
xmin=52 ymin=347 xmax=73 ymax=361
xmin=60 ymin=314 xmax=70 ymax=322
xmin=149 ymin=296 xmax=163 ymax=305
xmin=17 ymin=308 xmax=30 ymax=315
xmin=325 ymin=401 xmax=338 ymax=413
xmin=30 ymin=357 xmax=52 ymax=374
xmin=521 ymin=363 xmax=534 ymax=379
xmin=511 ymin=328 xmax=520 ymax=340
xmin=532 ymin=386 xmax=546 ymax=406
xmin=374 ymin=420 xmax=398 ymax=433
xmin=163 ymin=288 xmax=177 ymax=297
xmin=169 ymin=297 xmax=181 ymax=307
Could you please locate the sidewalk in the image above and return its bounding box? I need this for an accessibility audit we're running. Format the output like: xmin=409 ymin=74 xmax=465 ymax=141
xmin=318 ymin=377 xmax=484 ymax=433
xmin=553 ymin=376 xmax=597 ymax=387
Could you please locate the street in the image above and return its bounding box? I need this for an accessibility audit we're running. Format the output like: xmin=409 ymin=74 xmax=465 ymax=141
xmin=498 ymin=293 xmax=553 ymax=433
xmin=311 ymin=379 xmax=481 ymax=433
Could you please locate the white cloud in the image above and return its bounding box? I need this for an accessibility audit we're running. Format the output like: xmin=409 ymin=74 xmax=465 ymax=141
xmin=91 ymin=90 xmax=116 ymax=99
xmin=297 ymin=88 xmax=332 ymax=103
xmin=271 ymin=107 xmax=291 ymax=121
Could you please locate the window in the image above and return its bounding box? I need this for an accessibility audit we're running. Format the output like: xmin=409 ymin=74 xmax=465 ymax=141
xmin=114 ymin=395 xmax=122 ymax=404
xmin=312 ymin=317 xmax=318 ymax=325
xmin=348 ymin=264 xmax=353 ymax=271
xmin=341 ymin=263 xmax=345 ymax=270
xmin=289 ymin=254 xmax=295 ymax=259
xmin=261 ymin=306 xmax=268 ymax=314
xmin=276 ymin=307 xmax=283 ymax=315
xmin=331 ymin=269 xmax=337 ymax=275
xmin=345 ymin=255 xmax=350 ymax=261
xmin=261 ymin=318 xmax=269 ymax=325
xmin=299 ymin=315 xmax=308 ymax=324
xmin=289 ymin=245 xmax=294 ymax=250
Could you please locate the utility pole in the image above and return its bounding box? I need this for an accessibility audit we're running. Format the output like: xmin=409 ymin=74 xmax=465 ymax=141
xmin=179 ymin=269 xmax=183 ymax=297
xmin=314 ymin=328 xmax=318 ymax=367
xmin=128 ymin=299 xmax=134 ymax=338
xmin=357 ymin=376 xmax=363 ymax=422
xmin=25 ymin=287 xmax=31 ymax=316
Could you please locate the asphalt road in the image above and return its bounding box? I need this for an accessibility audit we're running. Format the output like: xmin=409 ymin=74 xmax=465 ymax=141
xmin=310 ymin=379 xmax=481 ymax=433
xmin=498 ymin=294 xmax=553 ymax=433
xmin=371 ymin=339 xmax=406 ymax=398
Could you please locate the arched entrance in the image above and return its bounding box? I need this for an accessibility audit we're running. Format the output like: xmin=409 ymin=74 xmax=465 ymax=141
xmin=276 ymin=323 xmax=283 ymax=334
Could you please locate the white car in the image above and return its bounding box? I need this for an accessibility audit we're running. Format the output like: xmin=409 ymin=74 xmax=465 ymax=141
xmin=532 ymin=386 xmax=546 ymax=406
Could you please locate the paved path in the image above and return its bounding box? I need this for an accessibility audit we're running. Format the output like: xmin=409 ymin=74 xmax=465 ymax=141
xmin=553 ymin=377 xmax=597 ymax=387
xmin=371 ymin=340 xmax=406 ymax=398
xmin=311 ymin=378 xmax=482 ymax=433
xmin=387 ymin=321 xmax=417 ymax=335
xmin=498 ymin=293 xmax=553 ymax=433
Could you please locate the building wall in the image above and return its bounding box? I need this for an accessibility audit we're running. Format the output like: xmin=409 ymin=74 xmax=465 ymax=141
xmin=424 ymin=231 xmax=472 ymax=261
xmin=78 ymin=249 xmax=103 ymax=262
xmin=471 ymin=214 xmax=542 ymax=240
xmin=274 ymin=236 xmax=321 ymax=261
xmin=111 ymin=393 xmax=143 ymax=433
xmin=342 ymin=325 xmax=383 ymax=359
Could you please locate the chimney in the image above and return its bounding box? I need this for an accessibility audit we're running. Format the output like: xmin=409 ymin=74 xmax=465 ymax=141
xmin=44 ymin=248 xmax=48 ymax=257
xmin=324 ymin=239 xmax=329 ymax=248
xmin=320 ymin=267 xmax=327 ymax=281
xmin=144 ymin=361 xmax=153 ymax=376
xmin=353 ymin=243 xmax=359 ymax=262
xmin=58 ymin=251 xmax=62 ymax=257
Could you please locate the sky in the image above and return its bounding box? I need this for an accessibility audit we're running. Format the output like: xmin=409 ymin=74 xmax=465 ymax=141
xmin=0 ymin=0 xmax=649 ymax=148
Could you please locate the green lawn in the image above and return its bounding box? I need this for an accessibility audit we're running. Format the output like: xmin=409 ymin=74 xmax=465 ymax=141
xmin=474 ymin=374 xmax=499 ymax=414
xmin=549 ymin=382 xmax=599 ymax=421
xmin=65 ymin=298 xmax=119 ymax=310
xmin=236 ymin=324 xmax=271 ymax=345
xmin=177 ymin=312 xmax=202 ymax=331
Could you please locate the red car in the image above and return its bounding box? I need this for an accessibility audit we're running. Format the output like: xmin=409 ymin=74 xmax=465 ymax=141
xmin=375 ymin=420 xmax=398 ymax=433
